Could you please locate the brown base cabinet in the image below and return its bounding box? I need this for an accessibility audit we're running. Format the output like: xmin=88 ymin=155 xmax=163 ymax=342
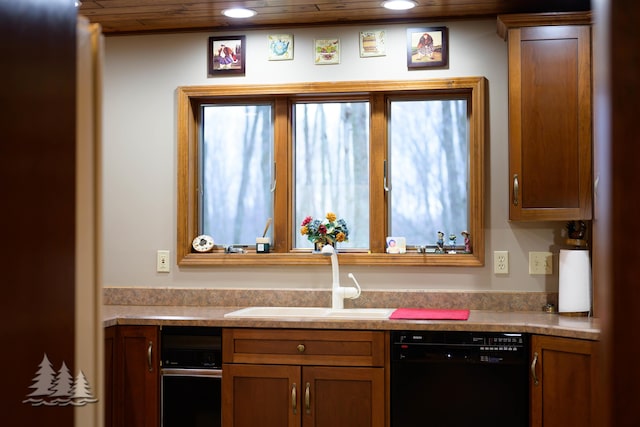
xmin=105 ymin=325 xmax=160 ymax=427
xmin=222 ymin=328 xmax=386 ymax=427
xmin=102 ymin=324 xmax=599 ymax=427
xmin=530 ymin=335 xmax=597 ymax=427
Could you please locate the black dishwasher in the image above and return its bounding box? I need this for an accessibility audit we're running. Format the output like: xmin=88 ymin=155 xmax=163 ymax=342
xmin=391 ymin=331 xmax=529 ymax=427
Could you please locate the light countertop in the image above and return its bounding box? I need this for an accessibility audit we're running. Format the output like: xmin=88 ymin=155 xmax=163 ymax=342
xmin=103 ymin=305 xmax=599 ymax=340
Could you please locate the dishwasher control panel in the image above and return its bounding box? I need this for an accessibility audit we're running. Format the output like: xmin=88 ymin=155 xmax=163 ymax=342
xmin=391 ymin=331 xmax=529 ymax=364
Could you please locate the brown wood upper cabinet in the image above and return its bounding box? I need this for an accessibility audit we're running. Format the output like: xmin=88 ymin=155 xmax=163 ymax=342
xmin=498 ymin=13 xmax=593 ymax=221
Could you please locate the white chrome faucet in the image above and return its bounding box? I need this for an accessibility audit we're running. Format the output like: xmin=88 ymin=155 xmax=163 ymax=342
xmin=320 ymin=244 xmax=361 ymax=310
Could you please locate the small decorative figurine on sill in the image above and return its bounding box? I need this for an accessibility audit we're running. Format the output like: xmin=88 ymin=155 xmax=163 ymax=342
xmin=461 ymin=230 xmax=471 ymax=253
xmin=448 ymin=233 xmax=457 ymax=254
xmin=436 ymin=231 xmax=445 ymax=253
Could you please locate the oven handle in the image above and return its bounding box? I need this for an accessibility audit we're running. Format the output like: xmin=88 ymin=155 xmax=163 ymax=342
xmin=161 ymin=368 xmax=222 ymax=378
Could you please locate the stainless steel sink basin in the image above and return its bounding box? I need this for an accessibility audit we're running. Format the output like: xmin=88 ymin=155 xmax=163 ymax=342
xmin=224 ymin=306 xmax=394 ymax=319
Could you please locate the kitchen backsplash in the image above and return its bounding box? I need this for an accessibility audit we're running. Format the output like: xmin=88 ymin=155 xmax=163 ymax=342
xmin=104 ymin=287 xmax=557 ymax=312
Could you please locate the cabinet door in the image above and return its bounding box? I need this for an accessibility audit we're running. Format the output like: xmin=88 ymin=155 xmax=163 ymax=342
xmin=302 ymin=366 xmax=385 ymax=427
xmin=116 ymin=325 xmax=160 ymax=427
xmin=104 ymin=326 xmax=116 ymax=427
xmin=508 ymin=24 xmax=592 ymax=220
xmin=223 ymin=363 xmax=300 ymax=427
xmin=530 ymin=335 xmax=596 ymax=427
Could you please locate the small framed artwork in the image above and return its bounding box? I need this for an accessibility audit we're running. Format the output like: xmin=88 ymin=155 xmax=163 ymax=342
xmin=208 ymin=35 xmax=246 ymax=76
xmin=359 ymin=30 xmax=386 ymax=57
xmin=386 ymin=237 xmax=407 ymax=254
xmin=406 ymin=27 xmax=448 ymax=69
xmin=268 ymin=34 xmax=294 ymax=60
xmin=314 ymin=38 xmax=340 ymax=65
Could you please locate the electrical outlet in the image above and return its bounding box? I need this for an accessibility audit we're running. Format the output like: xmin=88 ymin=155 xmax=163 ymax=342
xmin=494 ymin=251 xmax=509 ymax=274
xmin=529 ymin=251 xmax=553 ymax=275
xmin=157 ymin=250 xmax=170 ymax=273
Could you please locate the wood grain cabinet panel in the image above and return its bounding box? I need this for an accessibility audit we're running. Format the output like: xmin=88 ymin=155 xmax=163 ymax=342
xmin=499 ymin=13 xmax=593 ymax=221
xmin=222 ymin=328 xmax=386 ymax=427
xmin=105 ymin=325 xmax=160 ymax=427
xmin=530 ymin=335 xmax=597 ymax=427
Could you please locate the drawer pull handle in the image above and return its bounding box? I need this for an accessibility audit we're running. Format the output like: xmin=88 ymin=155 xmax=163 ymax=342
xmin=531 ymin=351 xmax=539 ymax=386
xmin=305 ymin=382 xmax=311 ymax=414
xmin=292 ymin=383 xmax=297 ymax=414
xmin=297 ymin=344 xmax=305 ymax=353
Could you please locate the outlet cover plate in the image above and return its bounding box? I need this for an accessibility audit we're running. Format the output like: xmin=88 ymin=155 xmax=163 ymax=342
xmin=494 ymin=250 xmax=509 ymax=274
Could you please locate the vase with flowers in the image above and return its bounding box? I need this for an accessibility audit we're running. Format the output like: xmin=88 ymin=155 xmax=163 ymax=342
xmin=300 ymin=212 xmax=349 ymax=252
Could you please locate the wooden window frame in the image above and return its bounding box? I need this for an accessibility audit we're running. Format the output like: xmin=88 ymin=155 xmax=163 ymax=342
xmin=177 ymin=78 xmax=486 ymax=266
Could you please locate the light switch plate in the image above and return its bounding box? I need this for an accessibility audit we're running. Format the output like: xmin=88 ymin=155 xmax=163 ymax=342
xmin=157 ymin=250 xmax=170 ymax=273
xmin=529 ymin=251 xmax=552 ymax=275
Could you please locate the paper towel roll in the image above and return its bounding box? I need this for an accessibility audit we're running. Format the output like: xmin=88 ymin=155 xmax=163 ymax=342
xmin=558 ymin=249 xmax=592 ymax=314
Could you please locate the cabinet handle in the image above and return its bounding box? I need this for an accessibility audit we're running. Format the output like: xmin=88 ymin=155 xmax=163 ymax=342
xmin=297 ymin=344 xmax=305 ymax=353
xmin=513 ymin=174 xmax=519 ymax=206
xmin=147 ymin=341 xmax=153 ymax=372
xmin=292 ymin=383 xmax=297 ymax=415
xmin=531 ymin=351 xmax=539 ymax=386
xmin=305 ymin=382 xmax=311 ymax=414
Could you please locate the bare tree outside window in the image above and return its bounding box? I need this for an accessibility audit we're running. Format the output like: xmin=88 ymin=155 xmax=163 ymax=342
xmin=294 ymin=102 xmax=370 ymax=249
xmin=389 ymin=98 xmax=469 ymax=246
xmin=201 ymin=104 xmax=274 ymax=245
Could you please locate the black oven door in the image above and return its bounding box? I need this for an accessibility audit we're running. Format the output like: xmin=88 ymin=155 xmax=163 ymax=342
xmin=161 ymin=368 xmax=222 ymax=427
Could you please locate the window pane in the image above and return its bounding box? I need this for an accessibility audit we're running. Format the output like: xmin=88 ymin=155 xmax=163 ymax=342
xmin=294 ymin=102 xmax=370 ymax=249
xmin=201 ymin=104 xmax=273 ymax=245
xmin=389 ymin=99 xmax=469 ymax=248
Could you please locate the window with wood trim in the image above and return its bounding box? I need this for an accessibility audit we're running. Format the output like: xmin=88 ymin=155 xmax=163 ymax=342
xmin=177 ymin=78 xmax=486 ymax=266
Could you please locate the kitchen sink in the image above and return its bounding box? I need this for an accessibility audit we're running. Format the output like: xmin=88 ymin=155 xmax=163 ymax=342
xmin=224 ymin=306 xmax=394 ymax=319
xmin=324 ymin=308 xmax=395 ymax=318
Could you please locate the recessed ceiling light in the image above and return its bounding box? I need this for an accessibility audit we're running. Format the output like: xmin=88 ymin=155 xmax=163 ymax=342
xmin=382 ymin=0 xmax=417 ymax=10
xmin=222 ymin=8 xmax=257 ymax=19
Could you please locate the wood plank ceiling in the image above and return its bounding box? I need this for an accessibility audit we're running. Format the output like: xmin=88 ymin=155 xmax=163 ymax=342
xmin=79 ymin=0 xmax=590 ymax=35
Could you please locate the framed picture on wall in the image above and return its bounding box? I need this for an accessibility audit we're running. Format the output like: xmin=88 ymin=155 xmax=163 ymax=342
xmin=314 ymin=38 xmax=340 ymax=65
xmin=406 ymin=27 xmax=448 ymax=69
xmin=208 ymin=35 xmax=246 ymax=76
xmin=268 ymin=34 xmax=294 ymax=60
xmin=359 ymin=30 xmax=386 ymax=57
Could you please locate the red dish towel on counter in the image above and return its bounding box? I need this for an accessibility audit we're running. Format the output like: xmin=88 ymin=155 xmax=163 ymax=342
xmin=389 ymin=308 xmax=470 ymax=320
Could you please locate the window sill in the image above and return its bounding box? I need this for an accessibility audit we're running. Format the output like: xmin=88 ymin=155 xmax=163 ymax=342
xmin=178 ymin=252 xmax=483 ymax=267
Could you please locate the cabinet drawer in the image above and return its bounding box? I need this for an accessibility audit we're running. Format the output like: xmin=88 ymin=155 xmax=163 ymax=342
xmin=223 ymin=328 xmax=385 ymax=367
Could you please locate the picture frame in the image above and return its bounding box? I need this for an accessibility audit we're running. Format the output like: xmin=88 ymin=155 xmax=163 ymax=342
xmin=406 ymin=27 xmax=448 ymax=69
xmin=208 ymin=35 xmax=246 ymax=76
xmin=314 ymin=38 xmax=340 ymax=65
xmin=386 ymin=237 xmax=407 ymax=254
xmin=268 ymin=34 xmax=294 ymax=61
xmin=359 ymin=30 xmax=386 ymax=57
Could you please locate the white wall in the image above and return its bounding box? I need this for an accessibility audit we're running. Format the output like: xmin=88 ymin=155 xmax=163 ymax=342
xmin=102 ymin=19 xmax=563 ymax=292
